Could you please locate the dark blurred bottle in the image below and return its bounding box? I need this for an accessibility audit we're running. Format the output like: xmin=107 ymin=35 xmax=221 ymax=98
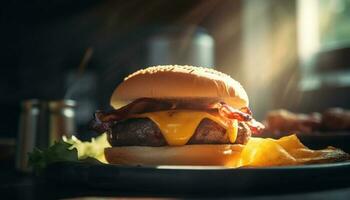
xmin=64 ymin=70 xmax=98 ymax=139
xmin=147 ymin=26 xmax=215 ymax=67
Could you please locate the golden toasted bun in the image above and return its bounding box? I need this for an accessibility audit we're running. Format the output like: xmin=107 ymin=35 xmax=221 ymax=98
xmin=105 ymin=145 xmax=243 ymax=166
xmin=111 ymin=65 xmax=248 ymax=109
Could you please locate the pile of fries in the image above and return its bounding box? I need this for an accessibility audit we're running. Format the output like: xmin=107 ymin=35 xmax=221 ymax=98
xmin=227 ymin=134 xmax=349 ymax=167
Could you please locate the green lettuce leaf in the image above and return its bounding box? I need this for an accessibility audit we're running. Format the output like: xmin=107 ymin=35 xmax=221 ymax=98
xmin=28 ymin=141 xmax=78 ymax=173
xmin=28 ymin=133 xmax=110 ymax=174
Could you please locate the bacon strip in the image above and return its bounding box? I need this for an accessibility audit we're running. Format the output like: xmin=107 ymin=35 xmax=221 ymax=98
xmin=90 ymin=98 xmax=172 ymax=132
xmin=216 ymin=103 xmax=252 ymax=121
xmin=214 ymin=103 xmax=264 ymax=135
xmin=90 ymin=98 xmax=264 ymax=134
xmin=246 ymin=119 xmax=265 ymax=135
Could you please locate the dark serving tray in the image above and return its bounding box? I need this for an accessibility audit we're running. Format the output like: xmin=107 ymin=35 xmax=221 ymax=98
xmin=44 ymin=161 xmax=350 ymax=196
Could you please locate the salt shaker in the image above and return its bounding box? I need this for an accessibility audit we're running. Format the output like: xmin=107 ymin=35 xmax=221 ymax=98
xmin=16 ymin=99 xmax=77 ymax=172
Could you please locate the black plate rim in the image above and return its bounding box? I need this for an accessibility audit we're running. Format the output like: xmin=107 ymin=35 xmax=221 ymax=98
xmin=59 ymin=160 xmax=350 ymax=171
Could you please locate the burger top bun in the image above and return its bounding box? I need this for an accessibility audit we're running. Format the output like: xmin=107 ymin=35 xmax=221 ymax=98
xmin=110 ymin=65 xmax=249 ymax=109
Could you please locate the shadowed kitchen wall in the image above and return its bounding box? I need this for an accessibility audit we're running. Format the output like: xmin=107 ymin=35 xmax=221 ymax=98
xmin=0 ymin=0 xmax=244 ymax=138
xmin=241 ymin=0 xmax=299 ymax=119
xmin=6 ymin=0 xmax=337 ymax=139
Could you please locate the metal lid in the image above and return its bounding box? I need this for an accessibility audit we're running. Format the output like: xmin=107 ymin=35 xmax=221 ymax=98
xmin=21 ymin=99 xmax=43 ymax=110
xmin=48 ymin=99 xmax=77 ymax=111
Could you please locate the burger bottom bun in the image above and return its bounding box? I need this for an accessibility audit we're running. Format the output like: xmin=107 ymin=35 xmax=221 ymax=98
xmin=105 ymin=145 xmax=244 ymax=166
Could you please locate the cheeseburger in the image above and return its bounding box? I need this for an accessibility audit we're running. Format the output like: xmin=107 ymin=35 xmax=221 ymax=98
xmin=91 ymin=65 xmax=264 ymax=166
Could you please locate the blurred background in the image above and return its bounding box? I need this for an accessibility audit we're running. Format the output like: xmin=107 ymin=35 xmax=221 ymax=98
xmin=1 ymin=0 xmax=350 ymax=140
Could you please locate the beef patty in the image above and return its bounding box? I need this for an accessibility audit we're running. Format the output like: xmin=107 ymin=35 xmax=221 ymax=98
xmin=107 ymin=118 xmax=251 ymax=146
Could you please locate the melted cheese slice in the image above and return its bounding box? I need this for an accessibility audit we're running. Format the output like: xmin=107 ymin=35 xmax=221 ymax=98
xmin=133 ymin=110 xmax=238 ymax=146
